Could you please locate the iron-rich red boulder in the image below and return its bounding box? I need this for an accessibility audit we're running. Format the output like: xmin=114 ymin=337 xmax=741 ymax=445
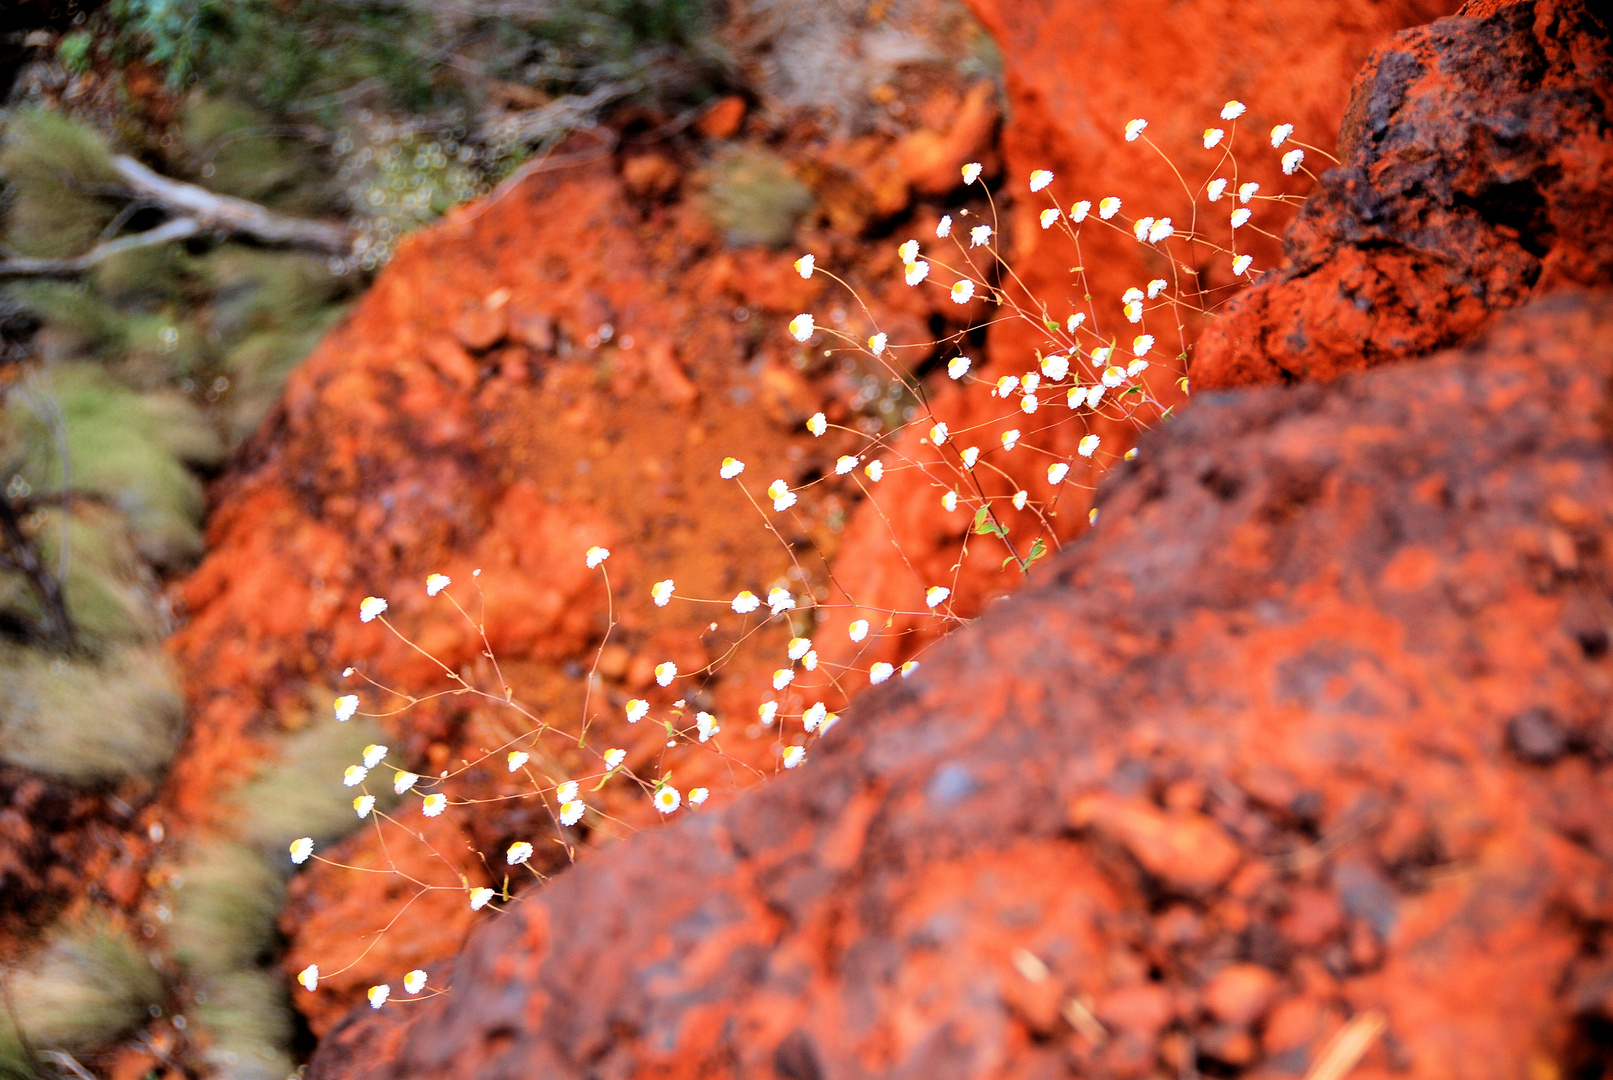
xmin=309 ymin=287 xmax=1613 ymax=1079
xmin=1193 ymin=0 xmax=1613 ymax=388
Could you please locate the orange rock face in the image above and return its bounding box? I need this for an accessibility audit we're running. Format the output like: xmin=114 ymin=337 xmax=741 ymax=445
xmin=309 ymin=289 xmax=1613 ymax=1080
xmin=1194 ymin=0 xmax=1613 ymax=387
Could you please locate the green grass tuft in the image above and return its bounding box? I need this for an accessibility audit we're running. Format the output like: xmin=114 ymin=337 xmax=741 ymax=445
xmin=232 ymin=710 xmax=391 ymax=852
xmin=0 ymin=110 xmax=120 ymax=259
xmin=0 ymin=644 xmax=184 ymax=783
xmin=166 ymin=841 xmax=283 ymax=977
xmin=702 ymin=146 xmax=815 ymax=248
xmin=0 ymin=918 xmax=162 ymax=1058
xmin=192 ymin=970 xmax=295 ymax=1080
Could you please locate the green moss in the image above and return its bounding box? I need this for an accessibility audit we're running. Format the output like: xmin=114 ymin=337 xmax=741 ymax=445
xmin=167 ymin=841 xmax=283 ymax=977
xmin=0 ymin=644 xmax=183 ymax=783
xmin=177 ymin=98 xmax=332 ymax=215
xmin=702 ymin=146 xmax=815 ymax=248
xmin=5 ymin=282 xmax=131 ymax=358
xmin=0 ymin=918 xmax=162 ymax=1055
xmin=0 ymin=110 xmax=120 ymax=259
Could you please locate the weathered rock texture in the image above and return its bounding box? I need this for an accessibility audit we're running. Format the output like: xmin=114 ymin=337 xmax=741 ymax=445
xmin=1194 ymin=0 xmax=1613 ymax=388
xmin=311 ymin=289 xmax=1613 ymax=1080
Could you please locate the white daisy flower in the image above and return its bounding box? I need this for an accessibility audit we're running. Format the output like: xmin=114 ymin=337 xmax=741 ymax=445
xmin=1066 ymin=386 xmax=1085 ymax=409
xmin=1042 ymin=354 xmax=1069 ymax=380
xmin=1238 ymin=182 xmax=1260 ymax=203
xmin=898 ymin=239 xmax=920 ymax=263
xmin=951 ymin=280 xmax=975 ymax=304
xmin=835 ymin=455 xmax=859 ymax=475
xmin=654 ymin=785 xmax=681 ymax=814
xmin=469 ymin=887 xmax=495 ymax=911
xmin=689 ymin=787 xmax=709 ymax=806
xmin=585 ymin=546 xmax=610 ymax=569
xmin=649 ymin=580 xmax=676 ymax=609
xmin=970 ymin=225 xmax=992 ymax=247
xmin=1078 ymin=434 xmax=1100 ymax=457
xmin=769 ymin=480 xmax=797 ymax=512
xmin=1029 ymin=169 xmax=1054 ymax=192
xmin=926 ymin=586 xmax=950 ymax=609
xmin=423 ymin=793 xmax=447 ymax=816
xmin=768 ymin=588 xmax=796 ymax=615
xmin=720 ymin=457 xmax=745 ymax=479
xmin=868 ymin=332 xmax=887 ymax=356
xmin=1123 ymin=300 xmax=1143 ymax=322
xmin=849 ymin=619 xmax=869 ymax=642
xmin=1282 ymin=148 xmax=1304 ymax=175
xmin=996 ymin=375 xmax=1020 ymax=398
xmin=1048 ymin=462 xmax=1070 ymax=484
xmin=788 ymin=637 xmax=812 ymax=661
xmin=344 ymin=765 xmax=368 ymax=787
xmin=1148 ymin=218 xmax=1174 ymax=243
xmin=937 ymin=214 xmax=952 ymax=238
xmin=1133 ymin=334 xmax=1154 ymax=357
xmin=1067 ymin=312 xmax=1087 ymax=330
xmin=758 ymin=701 xmax=778 ymax=725
xmin=789 ymin=314 xmax=814 ymax=341
xmin=1233 ymin=254 xmax=1253 ymax=275
xmin=1125 ymin=118 xmax=1148 ymax=142
xmin=1207 ymin=178 xmax=1228 ymax=201
xmin=795 ymin=254 xmax=815 ymax=279
xmin=930 ymin=422 xmax=949 ymax=445
xmin=1231 ymin=208 xmax=1251 ymax=229
xmin=1098 ymin=197 xmax=1121 ymax=219
xmin=393 ymin=771 xmax=419 ymax=795
xmin=290 ymin=838 xmax=313 ymax=865
xmin=807 ymin=412 xmax=827 ymax=436
xmin=905 ymin=260 xmax=930 ymax=286
xmin=368 ymin=985 xmax=390 ymax=1009
xmin=404 ymin=970 xmax=427 ymax=995
xmin=1012 ymin=489 xmax=1028 ymax=509
xmin=556 ymin=781 xmax=579 ymax=803
xmin=507 ymin=841 xmax=533 ymax=865
xmin=1271 ymin=123 xmax=1294 ymax=148
xmin=1133 ymin=216 xmax=1154 ymax=242
xmin=1039 ymin=208 xmax=1061 ymax=229
xmin=1021 ymin=395 xmax=1039 ymax=415
xmin=961 ymin=446 xmax=980 ymax=468
xmin=773 ymin=668 xmax=794 ymax=690
xmin=298 ymin=965 xmax=318 ymax=991
xmin=948 ymin=355 xmax=971 ymax=379
xmin=1001 ymin=429 xmax=1020 ymax=450
xmin=508 ymin=750 xmax=530 ymax=771
xmin=732 ymin=590 xmax=760 ymax=613
xmin=1093 ymin=345 xmax=1114 ymax=364
xmin=1102 ymin=365 xmax=1127 ymax=387
xmin=559 ymin=799 xmax=585 ymax=826
xmin=1221 ymin=100 xmax=1246 ymax=120
xmin=782 ymin=746 xmax=806 ymax=769
xmin=426 ymin=574 xmax=450 ymax=597
xmin=869 ymin=662 xmax=894 ymax=685
xmin=1071 ymin=200 xmax=1091 ymax=223
xmin=359 ymin=596 xmax=387 ymax=623
xmin=1128 ymin=359 xmax=1149 ymax=377
xmin=696 ymin=712 xmax=720 ymax=742
xmin=962 ymin=162 xmax=983 ymax=184
xmin=655 ymin=661 xmax=677 ymax=686
xmin=1203 ymin=128 xmax=1224 ymax=149
xmin=604 ymin=748 xmax=626 ymax=770
xmin=363 ymin=744 xmax=387 ymax=768
xmin=803 ymin=702 xmax=827 ymax=732
xmin=1087 ymin=384 xmax=1106 ymax=407
xmin=625 ymin=699 xmax=649 ymax=724
xmin=334 ymin=695 xmax=359 ymax=722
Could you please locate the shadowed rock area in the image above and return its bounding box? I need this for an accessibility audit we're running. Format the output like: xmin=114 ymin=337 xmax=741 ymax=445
xmin=309 ymin=287 xmax=1613 ymax=1079
xmin=1194 ymin=0 xmax=1613 ymax=387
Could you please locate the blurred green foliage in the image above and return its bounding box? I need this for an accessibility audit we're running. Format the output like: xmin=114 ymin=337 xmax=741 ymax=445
xmin=702 ymin=145 xmax=816 ymax=248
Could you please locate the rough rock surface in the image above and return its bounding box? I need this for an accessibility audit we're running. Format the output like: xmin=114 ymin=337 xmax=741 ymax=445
xmin=1194 ymin=0 xmax=1613 ymax=388
xmin=310 ymin=290 xmax=1613 ymax=1080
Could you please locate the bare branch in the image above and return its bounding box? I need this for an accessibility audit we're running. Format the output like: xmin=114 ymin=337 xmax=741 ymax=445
xmin=0 ymin=219 xmax=201 ymax=280
xmin=110 ymin=155 xmax=355 ymax=253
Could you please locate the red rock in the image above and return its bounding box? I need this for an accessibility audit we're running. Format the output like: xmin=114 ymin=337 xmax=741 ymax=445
xmin=308 ymin=287 xmax=1613 ymax=1080
xmin=1194 ymin=0 xmax=1613 ymax=389
xmin=1280 ymin=887 xmax=1346 ymax=948
xmin=695 ymin=95 xmax=746 ymax=140
xmin=1202 ymin=963 xmax=1280 ymax=1027
xmin=1071 ymin=793 xmax=1244 ymax=895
